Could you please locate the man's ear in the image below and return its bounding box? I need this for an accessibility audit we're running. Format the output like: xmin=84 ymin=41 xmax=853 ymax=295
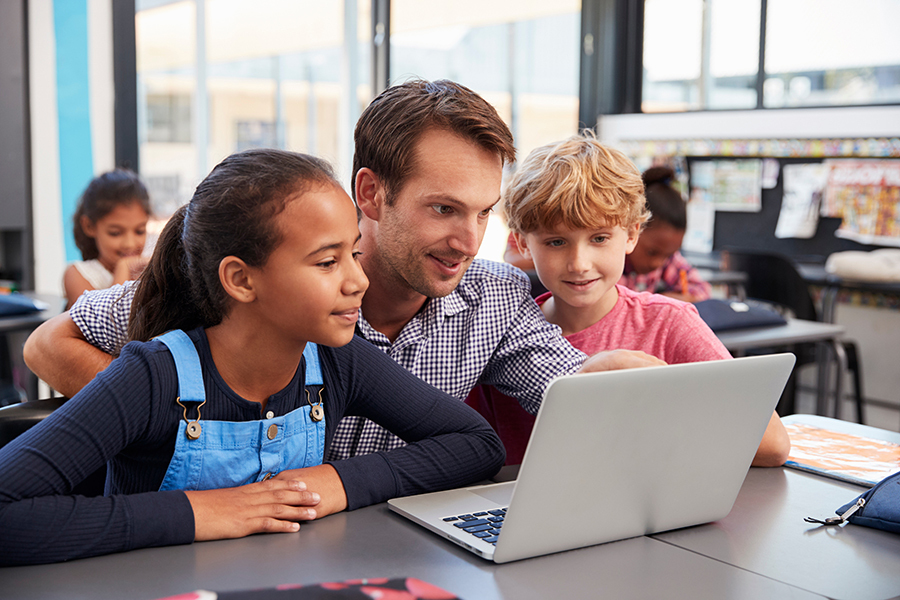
xmin=219 ymin=256 xmax=256 ymax=303
xmin=355 ymin=168 xmax=387 ymax=221
xmin=513 ymin=232 xmax=533 ymax=259
xmin=81 ymin=216 xmax=97 ymax=238
xmin=625 ymin=223 xmax=641 ymax=254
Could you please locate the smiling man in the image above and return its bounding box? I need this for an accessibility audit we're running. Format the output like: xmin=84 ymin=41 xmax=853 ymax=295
xmin=25 ymin=79 xmax=663 ymax=460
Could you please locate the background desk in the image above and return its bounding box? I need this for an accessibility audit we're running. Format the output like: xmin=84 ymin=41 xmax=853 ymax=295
xmin=0 ymin=293 xmax=64 ymax=402
xmin=797 ymin=262 xmax=900 ymax=323
xmin=4 ymin=416 xmax=899 ymax=600
xmin=716 ymin=318 xmax=848 ymax=417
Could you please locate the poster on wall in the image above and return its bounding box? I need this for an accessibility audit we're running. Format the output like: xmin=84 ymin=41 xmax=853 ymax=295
xmin=775 ymin=163 xmax=829 ymax=239
xmin=690 ymin=160 xmax=763 ymax=212
xmin=822 ymin=160 xmax=900 ymax=247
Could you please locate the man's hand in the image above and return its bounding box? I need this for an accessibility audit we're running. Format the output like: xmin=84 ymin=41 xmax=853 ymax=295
xmin=272 ymin=463 xmax=348 ymax=518
xmin=185 ymin=479 xmax=320 ymax=541
xmin=579 ymin=349 xmax=667 ymax=373
xmin=23 ymin=313 xmax=114 ymax=398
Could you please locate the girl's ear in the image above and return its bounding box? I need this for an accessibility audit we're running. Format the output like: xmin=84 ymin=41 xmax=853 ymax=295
xmin=513 ymin=232 xmax=533 ymax=259
xmin=355 ymin=167 xmax=386 ymax=221
xmin=624 ymin=223 xmax=641 ymax=255
xmin=219 ymin=256 xmax=255 ymax=303
xmin=81 ymin=215 xmax=97 ymax=238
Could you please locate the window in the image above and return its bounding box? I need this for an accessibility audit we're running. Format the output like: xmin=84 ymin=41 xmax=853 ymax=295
xmin=390 ymin=0 xmax=581 ymax=161
xmin=764 ymin=0 xmax=900 ymax=108
xmin=136 ymin=0 xmax=372 ymax=216
xmin=641 ymin=0 xmax=900 ymax=112
xmin=642 ymin=0 xmax=760 ymax=112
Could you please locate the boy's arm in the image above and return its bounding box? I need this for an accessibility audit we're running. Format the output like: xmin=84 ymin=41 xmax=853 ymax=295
xmin=579 ymin=349 xmax=667 ymax=372
xmin=751 ymin=411 xmax=791 ymax=467
xmin=23 ymin=313 xmax=114 ymax=398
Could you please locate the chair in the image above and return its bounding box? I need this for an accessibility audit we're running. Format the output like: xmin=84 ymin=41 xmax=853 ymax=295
xmin=0 ymin=397 xmax=106 ymax=496
xmin=722 ymin=250 xmax=865 ymax=423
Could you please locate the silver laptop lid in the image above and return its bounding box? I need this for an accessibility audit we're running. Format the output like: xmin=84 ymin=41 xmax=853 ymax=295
xmin=492 ymin=353 xmax=795 ymax=562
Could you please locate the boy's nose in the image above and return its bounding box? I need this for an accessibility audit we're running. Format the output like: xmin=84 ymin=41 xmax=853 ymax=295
xmin=568 ymin=248 xmax=591 ymax=273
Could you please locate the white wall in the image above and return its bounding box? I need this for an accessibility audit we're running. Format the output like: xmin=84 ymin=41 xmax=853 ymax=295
xmin=597 ymin=105 xmax=900 ymax=144
xmin=29 ymin=0 xmax=116 ymax=296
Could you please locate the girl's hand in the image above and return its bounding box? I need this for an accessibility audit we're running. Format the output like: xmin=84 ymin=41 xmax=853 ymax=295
xmin=185 ymin=478 xmax=320 ymax=542
xmin=113 ymin=255 xmax=149 ymax=284
xmin=273 ymin=463 xmax=348 ymax=518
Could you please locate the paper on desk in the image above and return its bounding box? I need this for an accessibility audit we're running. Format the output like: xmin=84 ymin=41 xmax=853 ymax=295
xmin=784 ymin=423 xmax=900 ymax=487
xmin=775 ymin=163 xmax=828 ymax=239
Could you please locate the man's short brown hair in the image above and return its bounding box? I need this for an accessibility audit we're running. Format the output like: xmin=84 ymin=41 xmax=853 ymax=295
xmin=504 ymin=130 xmax=649 ymax=234
xmin=353 ymin=79 xmax=516 ymax=203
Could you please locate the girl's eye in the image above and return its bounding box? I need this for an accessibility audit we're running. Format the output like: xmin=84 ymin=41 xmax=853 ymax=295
xmin=318 ymin=259 xmax=337 ymax=269
xmin=352 ymin=251 xmax=364 ymax=260
xmin=432 ymin=205 xmax=454 ymax=215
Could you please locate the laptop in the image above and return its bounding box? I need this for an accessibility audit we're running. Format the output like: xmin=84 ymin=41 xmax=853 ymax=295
xmin=388 ymin=353 xmax=795 ymax=563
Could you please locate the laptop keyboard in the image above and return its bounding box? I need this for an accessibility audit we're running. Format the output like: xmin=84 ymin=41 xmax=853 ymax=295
xmin=442 ymin=508 xmax=507 ymax=545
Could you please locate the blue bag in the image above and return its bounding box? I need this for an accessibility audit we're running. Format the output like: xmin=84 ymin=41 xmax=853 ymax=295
xmin=0 ymin=293 xmax=44 ymax=317
xmin=694 ymin=298 xmax=787 ymax=332
xmin=806 ymin=470 xmax=900 ymax=533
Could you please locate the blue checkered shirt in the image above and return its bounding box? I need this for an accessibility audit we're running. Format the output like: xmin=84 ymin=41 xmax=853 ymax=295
xmin=69 ymin=260 xmax=585 ymax=459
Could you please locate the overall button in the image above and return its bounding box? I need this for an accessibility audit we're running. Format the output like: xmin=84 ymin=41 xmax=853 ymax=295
xmin=267 ymin=424 xmax=278 ymax=440
xmin=265 ymin=411 xmax=275 ymax=419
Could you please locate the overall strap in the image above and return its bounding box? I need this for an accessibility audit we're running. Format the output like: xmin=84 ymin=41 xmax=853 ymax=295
xmin=157 ymin=330 xmax=206 ymax=403
xmin=303 ymin=342 xmax=323 ymax=386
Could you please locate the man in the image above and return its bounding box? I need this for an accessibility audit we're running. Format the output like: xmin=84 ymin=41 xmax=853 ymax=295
xmin=25 ymin=79 xmax=662 ymax=460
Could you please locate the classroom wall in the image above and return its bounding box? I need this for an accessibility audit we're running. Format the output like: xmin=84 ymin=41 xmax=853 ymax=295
xmin=29 ymin=0 xmax=116 ymax=296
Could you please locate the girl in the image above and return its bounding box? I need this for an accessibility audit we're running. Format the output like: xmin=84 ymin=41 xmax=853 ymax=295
xmin=0 ymin=149 xmax=504 ymax=566
xmin=620 ymin=166 xmax=711 ymax=303
xmin=64 ymin=169 xmax=152 ymax=308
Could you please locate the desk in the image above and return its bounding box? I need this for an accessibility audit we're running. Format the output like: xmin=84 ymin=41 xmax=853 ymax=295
xmin=695 ymin=267 xmax=748 ymax=299
xmin=654 ymin=415 xmax=900 ymax=600
xmin=716 ymin=318 xmax=848 ymax=417
xmin=6 ymin=423 xmax=900 ymax=599
xmin=0 ymin=293 xmax=64 ymax=401
xmin=0 ymin=496 xmax=829 ymax=600
xmin=4 ymin=418 xmax=899 ymax=599
xmin=797 ymin=263 xmax=900 ymax=323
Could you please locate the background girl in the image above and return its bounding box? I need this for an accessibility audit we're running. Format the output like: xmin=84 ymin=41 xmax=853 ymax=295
xmin=1 ymin=149 xmax=503 ymax=566
xmin=620 ymin=166 xmax=711 ymax=303
xmin=64 ymin=169 xmax=152 ymax=308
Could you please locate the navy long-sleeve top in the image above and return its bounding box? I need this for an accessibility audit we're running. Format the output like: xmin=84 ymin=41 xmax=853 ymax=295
xmin=0 ymin=329 xmax=504 ymax=565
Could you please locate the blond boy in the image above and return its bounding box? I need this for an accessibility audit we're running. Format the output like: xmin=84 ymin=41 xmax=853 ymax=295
xmin=467 ymin=131 xmax=790 ymax=466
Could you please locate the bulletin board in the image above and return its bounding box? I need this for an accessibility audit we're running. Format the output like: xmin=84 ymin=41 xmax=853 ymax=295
xmin=619 ymin=137 xmax=900 ymax=262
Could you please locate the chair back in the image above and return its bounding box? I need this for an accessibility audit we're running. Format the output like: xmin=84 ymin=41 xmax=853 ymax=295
xmin=0 ymin=397 xmax=106 ymax=496
xmin=723 ymin=251 xmax=819 ymax=321
xmin=0 ymin=397 xmax=67 ymax=448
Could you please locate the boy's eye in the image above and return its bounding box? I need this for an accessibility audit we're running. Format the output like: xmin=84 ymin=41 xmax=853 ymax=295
xmin=432 ymin=205 xmax=454 ymax=215
xmin=546 ymin=239 xmax=565 ymax=247
xmin=592 ymin=235 xmax=609 ymax=244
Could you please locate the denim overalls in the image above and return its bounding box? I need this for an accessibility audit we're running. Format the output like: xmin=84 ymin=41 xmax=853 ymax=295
xmin=157 ymin=330 xmax=326 ymax=491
